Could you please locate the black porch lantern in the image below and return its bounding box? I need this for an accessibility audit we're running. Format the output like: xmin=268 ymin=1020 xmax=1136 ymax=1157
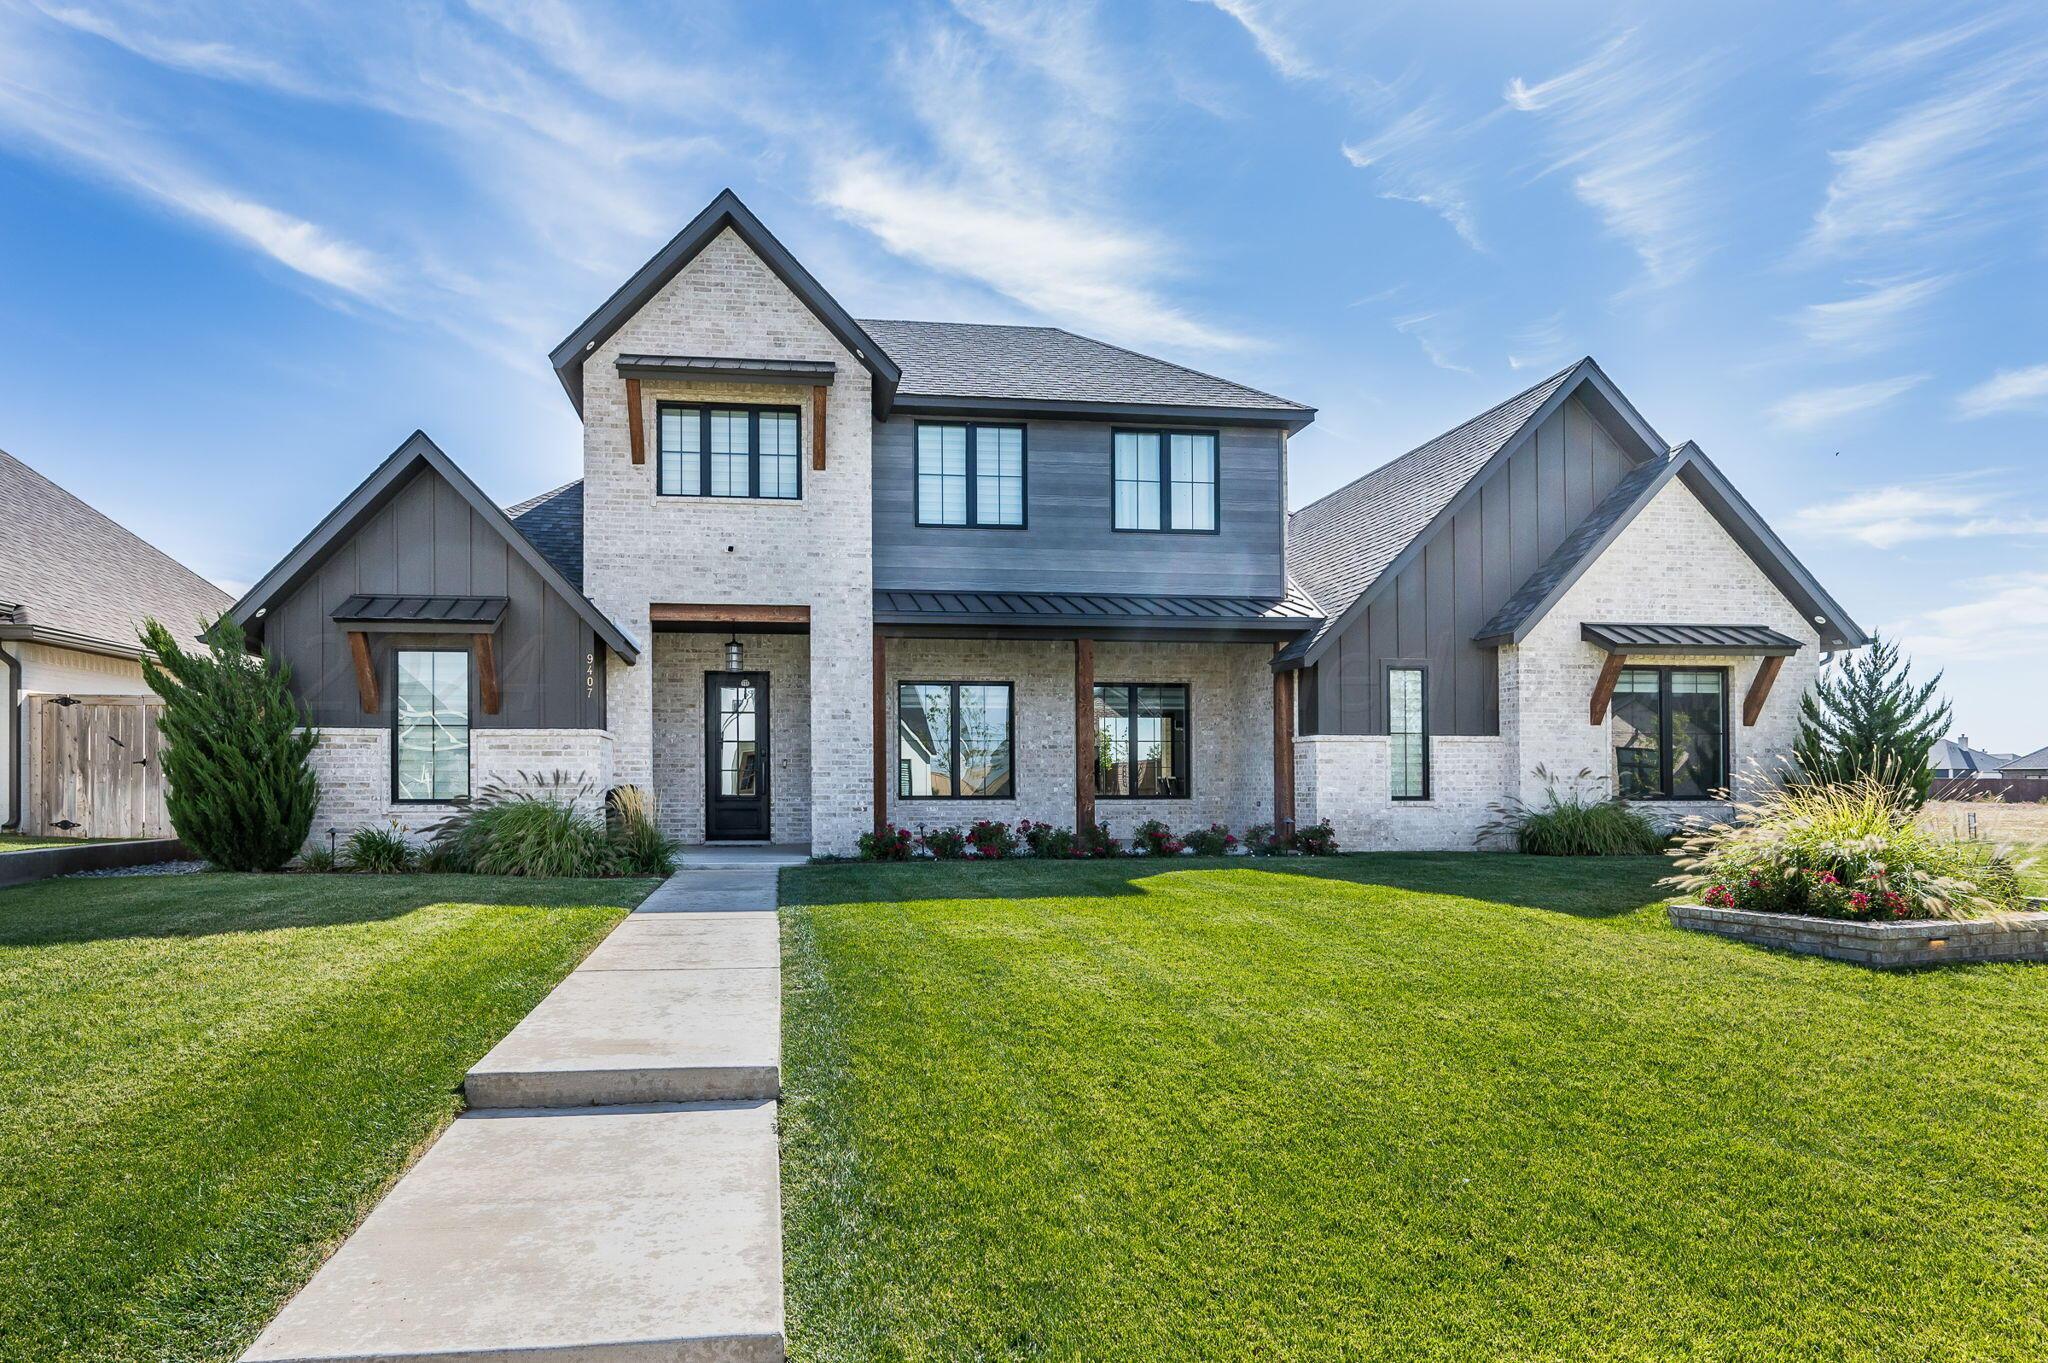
xmin=724 ymin=634 xmax=745 ymax=672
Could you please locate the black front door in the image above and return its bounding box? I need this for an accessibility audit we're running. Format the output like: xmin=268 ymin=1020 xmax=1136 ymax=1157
xmin=705 ymin=672 xmax=770 ymax=840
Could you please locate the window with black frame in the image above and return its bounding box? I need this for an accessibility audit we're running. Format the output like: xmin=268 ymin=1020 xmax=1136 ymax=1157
xmin=1611 ymin=666 xmax=1726 ymax=800
xmin=1112 ymin=430 xmax=1217 ymax=531
xmin=394 ymin=649 xmax=469 ymax=801
xmin=1094 ymin=683 xmax=1190 ymax=797
xmin=1388 ymin=666 xmax=1428 ymax=799
xmin=897 ymin=682 xmax=1014 ymax=798
xmin=657 ymin=402 xmax=802 ymax=499
xmin=916 ymin=422 xmax=1025 ymax=526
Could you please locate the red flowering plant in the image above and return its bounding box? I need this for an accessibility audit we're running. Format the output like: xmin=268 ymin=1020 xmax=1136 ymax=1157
xmin=1016 ymin=820 xmax=1078 ymax=858
xmin=1183 ymin=823 xmax=1237 ymax=856
xmin=916 ymin=826 xmax=969 ymax=860
xmin=1131 ymin=819 xmax=1185 ymax=856
xmin=856 ymin=826 xmax=914 ymax=862
xmin=1075 ymin=821 xmax=1120 ymax=859
xmin=966 ymin=820 xmax=1019 ymax=859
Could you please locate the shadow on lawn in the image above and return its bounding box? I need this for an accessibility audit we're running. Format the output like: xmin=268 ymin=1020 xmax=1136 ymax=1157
xmin=0 ymin=872 xmax=652 ymax=948
xmin=782 ymin=852 xmax=1673 ymax=920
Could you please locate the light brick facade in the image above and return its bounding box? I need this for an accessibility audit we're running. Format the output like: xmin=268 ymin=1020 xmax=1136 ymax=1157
xmin=653 ymin=632 xmax=811 ymax=846
xmin=306 ymin=728 xmax=614 ymax=847
xmin=578 ymin=227 xmax=874 ymax=855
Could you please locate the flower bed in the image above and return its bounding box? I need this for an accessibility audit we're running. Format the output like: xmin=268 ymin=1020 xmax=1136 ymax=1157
xmin=1669 ymin=901 xmax=2048 ymax=969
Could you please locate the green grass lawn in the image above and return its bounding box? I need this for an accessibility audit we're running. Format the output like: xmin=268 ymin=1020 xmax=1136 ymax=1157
xmin=0 ymin=871 xmax=656 ymax=1363
xmin=781 ymin=855 xmax=2048 ymax=1362
xmin=0 ymin=832 xmax=131 ymax=851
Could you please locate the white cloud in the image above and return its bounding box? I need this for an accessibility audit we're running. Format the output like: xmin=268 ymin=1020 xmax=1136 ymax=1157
xmin=1391 ymin=311 xmax=1471 ymax=373
xmin=1794 ymin=480 xmax=2048 ymax=547
xmin=1507 ymin=312 xmax=1570 ymax=371
xmin=1767 ymin=374 xmax=1925 ymax=430
xmin=1809 ymin=45 xmax=2048 ymax=255
xmin=1956 ymin=362 xmax=2048 ymax=418
xmin=1342 ymin=105 xmax=1485 ymax=250
xmin=1793 ymin=274 xmax=1951 ymax=352
xmin=1191 ymin=0 xmax=1318 ymax=82
xmin=1506 ymin=32 xmax=1720 ymax=287
xmin=1892 ymin=572 xmax=2048 ymax=664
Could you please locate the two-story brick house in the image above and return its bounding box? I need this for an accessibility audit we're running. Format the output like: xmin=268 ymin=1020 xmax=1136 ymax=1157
xmin=227 ymin=190 xmax=1866 ymax=857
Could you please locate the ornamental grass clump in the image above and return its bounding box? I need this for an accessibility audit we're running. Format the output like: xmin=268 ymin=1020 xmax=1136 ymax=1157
xmin=344 ymin=824 xmax=416 ymax=874
xmin=1481 ymin=767 xmax=1665 ymax=856
xmin=427 ymin=774 xmax=631 ymax=878
xmin=1662 ymin=774 xmax=2026 ymax=922
xmin=607 ymin=786 xmax=680 ymax=877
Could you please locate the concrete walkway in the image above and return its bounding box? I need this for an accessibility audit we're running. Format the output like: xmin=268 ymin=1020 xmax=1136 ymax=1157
xmin=243 ymin=863 xmax=789 ymax=1363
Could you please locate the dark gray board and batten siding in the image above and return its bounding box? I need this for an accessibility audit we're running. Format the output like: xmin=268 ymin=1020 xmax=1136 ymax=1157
xmin=262 ymin=467 xmax=606 ymax=730
xmin=871 ymin=416 xmax=1286 ymax=598
xmin=1309 ymin=396 xmax=1639 ymax=736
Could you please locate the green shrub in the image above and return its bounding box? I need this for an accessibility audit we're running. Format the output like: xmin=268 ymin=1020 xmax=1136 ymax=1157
xmin=1131 ymin=819 xmax=1183 ymax=855
xmin=967 ymin=820 xmax=1019 ymax=859
xmin=1482 ymin=767 xmax=1664 ymax=856
xmin=1017 ymin=820 xmax=1077 ymax=858
xmin=1184 ymin=823 xmax=1236 ymax=856
xmin=1664 ymin=775 xmax=2016 ymax=921
xmin=1243 ymin=822 xmax=1286 ymax=856
xmin=917 ymin=827 xmax=969 ymax=860
xmin=344 ymin=825 xmax=416 ymax=874
xmin=139 ymin=615 xmax=318 ymax=872
xmin=858 ymin=827 xmax=914 ymax=861
xmin=608 ymin=786 xmax=679 ymax=877
xmin=1294 ymin=820 xmax=1340 ymax=856
xmin=1075 ymin=821 xmax=1120 ymax=859
xmin=297 ymin=844 xmax=337 ymax=873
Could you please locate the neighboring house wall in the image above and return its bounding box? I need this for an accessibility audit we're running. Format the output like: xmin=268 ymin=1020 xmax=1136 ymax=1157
xmin=3 ymin=643 xmax=156 ymax=829
xmin=263 ymin=465 xmax=607 ymax=730
xmin=1307 ymin=395 xmax=1640 ymax=736
xmin=578 ymin=225 xmax=875 ymax=856
xmin=871 ymin=417 xmax=1287 ymax=597
xmin=879 ymin=638 xmax=1276 ymax=837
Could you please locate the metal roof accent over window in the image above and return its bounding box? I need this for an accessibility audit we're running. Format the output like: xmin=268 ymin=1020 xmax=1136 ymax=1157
xmin=1580 ymin=623 xmax=1802 ymax=656
xmin=875 ymin=585 xmax=1321 ymax=638
xmin=615 ymin=354 xmax=837 ymax=386
xmin=331 ymin=595 xmax=509 ymax=630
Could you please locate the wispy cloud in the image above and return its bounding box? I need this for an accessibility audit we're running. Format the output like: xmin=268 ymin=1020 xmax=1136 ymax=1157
xmin=1809 ymin=43 xmax=2048 ymax=256
xmin=1956 ymin=362 xmax=2048 ymax=418
xmin=1794 ymin=478 xmax=2048 ymax=547
xmin=1391 ymin=311 xmax=1471 ymax=373
xmin=1893 ymin=572 xmax=2048 ymax=663
xmin=1793 ymin=274 xmax=1951 ymax=353
xmin=1506 ymin=31 xmax=1721 ymax=287
xmin=1768 ymin=374 xmax=1926 ymax=430
xmin=1507 ymin=312 xmax=1570 ymax=371
xmin=1191 ymin=0 xmax=1318 ymax=82
xmin=1342 ymin=104 xmax=1486 ymax=250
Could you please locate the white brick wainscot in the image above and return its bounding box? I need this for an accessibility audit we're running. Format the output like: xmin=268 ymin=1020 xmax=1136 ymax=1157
xmin=306 ymin=729 xmax=614 ymax=847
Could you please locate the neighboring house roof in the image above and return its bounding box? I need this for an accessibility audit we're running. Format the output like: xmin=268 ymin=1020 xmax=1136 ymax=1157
xmin=549 ymin=188 xmax=900 ymax=417
xmin=0 ymin=447 xmax=231 ymax=658
xmin=228 ymin=433 xmax=638 ymax=662
xmin=1997 ymin=745 xmax=2048 ymax=773
xmin=505 ymin=480 xmax=584 ymax=590
xmin=873 ymin=583 xmax=1321 ymax=640
xmin=859 ymin=320 xmax=1315 ymax=429
xmin=1930 ymin=738 xmax=2008 ymax=774
xmin=1473 ymin=442 xmax=1866 ymax=653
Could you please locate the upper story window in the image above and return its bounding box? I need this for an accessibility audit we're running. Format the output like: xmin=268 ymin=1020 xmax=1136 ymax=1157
xmin=916 ymin=422 xmax=1026 ymax=527
xmin=658 ymin=402 xmax=802 ymax=500
xmin=1113 ymin=430 xmax=1218 ymax=532
xmin=1612 ymin=666 xmax=1727 ymax=801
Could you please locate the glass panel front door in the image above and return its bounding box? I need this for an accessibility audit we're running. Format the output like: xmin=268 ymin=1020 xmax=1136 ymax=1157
xmin=705 ymin=673 xmax=771 ymax=840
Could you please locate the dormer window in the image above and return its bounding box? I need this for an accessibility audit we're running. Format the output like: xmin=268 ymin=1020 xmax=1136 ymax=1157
xmin=658 ymin=402 xmax=802 ymax=500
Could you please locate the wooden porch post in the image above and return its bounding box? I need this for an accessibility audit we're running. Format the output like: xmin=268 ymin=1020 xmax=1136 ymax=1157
xmin=873 ymin=631 xmax=888 ymax=833
xmin=1074 ymin=637 xmax=1095 ymax=832
xmin=346 ymin=631 xmax=379 ymax=714
xmin=1273 ymin=661 xmax=1296 ymax=834
xmin=625 ymin=377 xmax=645 ymax=465
xmin=1743 ymin=654 xmax=1786 ymax=727
xmin=1590 ymin=652 xmax=1628 ymax=724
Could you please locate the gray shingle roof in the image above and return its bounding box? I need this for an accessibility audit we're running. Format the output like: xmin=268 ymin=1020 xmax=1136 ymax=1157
xmin=1930 ymin=738 xmax=2011 ymax=773
xmin=1474 ymin=453 xmax=1672 ymax=642
xmin=874 ymin=584 xmax=1321 ymax=633
xmin=1997 ymin=744 xmax=2048 ymax=773
xmin=0 ymin=448 xmax=232 ymax=655
xmin=505 ymin=480 xmax=584 ymax=590
xmin=857 ymin=319 xmax=1311 ymax=415
xmin=1285 ymin=362 xmax=1582 ymax=656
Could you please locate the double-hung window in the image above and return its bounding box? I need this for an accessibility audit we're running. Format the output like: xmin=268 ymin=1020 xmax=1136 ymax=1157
xmin=1113 ymin=430 xmax=1218 ymax=532
xmin=1611 ymin=666 xmax=1727 ymax=800
xmin=394 ymin=650 xmax=470 ymax=801
xmin=1388 ymin=666 xmax=1428 ymax=800
xmin=897 ymin=682 xmax=1015 ymax=798
xmin=915 ymin=422 xmax=1025 ymax=527
xmin=1094 ymin=683 xmax=1190 ymax=797
xmin=657 ymin=402 xmax=802 ymax=500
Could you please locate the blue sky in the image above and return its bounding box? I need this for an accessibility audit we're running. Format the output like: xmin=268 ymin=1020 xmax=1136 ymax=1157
xmin=1 ymin=1 xmax=2044 ymax=747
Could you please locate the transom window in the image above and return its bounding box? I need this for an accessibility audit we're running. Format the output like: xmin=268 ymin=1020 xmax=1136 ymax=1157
xmin=1094 ymin=683 xmax=1190 ymax=797
xmin=657 ymin=402 xmax=802 ymax=500
xmin=915 ymin=422 xmax=1025 ymax=527
xmin=394 ymin=650 xmax=469 ymax=802
xmin=898 ymin=682 xmax=1015 ymax=799
xmin=1612 ymin=667 xmax=1727 ymax=801
xmin=1388 ymin=666 xmax=1428 ymax=800
xmin=1113 ymin=430 xmax=1218 ymax=532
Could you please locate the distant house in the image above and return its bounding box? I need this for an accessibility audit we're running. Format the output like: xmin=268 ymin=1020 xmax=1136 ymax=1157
xmin=1997 ymin=745 xmax=2048 ymax=778
xmin=1930 ymin=736 xmax=2016 ymax=780
xmin=0 ymin=450 xmax=231 ymax=837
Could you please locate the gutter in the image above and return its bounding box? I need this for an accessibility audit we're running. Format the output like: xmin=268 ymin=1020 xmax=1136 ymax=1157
xmin=0 ymin=641 xmax=19 ymax=830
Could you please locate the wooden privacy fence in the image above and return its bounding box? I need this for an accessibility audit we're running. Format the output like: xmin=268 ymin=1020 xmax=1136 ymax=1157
xmin=1930 ymin=776 xmax=2048 ymax=804
xmin=25 ymin=694 xmax=172 ymax=839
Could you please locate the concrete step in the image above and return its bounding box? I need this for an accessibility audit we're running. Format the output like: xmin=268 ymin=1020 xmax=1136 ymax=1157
xmin=241 ymin=1101 xmax=783 ymax=1363
xmin=465 ymin=964 xmax=779 ymax=1108
xmin=636 ymin=872 xmax=781 ymax=914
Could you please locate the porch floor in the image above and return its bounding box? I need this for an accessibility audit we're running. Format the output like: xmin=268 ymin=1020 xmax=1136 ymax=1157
xmin=683 ymin=842 xmax=812 ymax=868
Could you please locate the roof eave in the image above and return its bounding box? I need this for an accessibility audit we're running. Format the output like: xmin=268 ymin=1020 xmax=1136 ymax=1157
xmin=890 ymin=392 xmax=1316 ymax=432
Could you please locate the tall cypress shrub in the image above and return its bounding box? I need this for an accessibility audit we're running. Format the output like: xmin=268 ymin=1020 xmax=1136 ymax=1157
xmin=1792 ymin=636 xmax=1950 ymax=808
xmin=140 ymin=616 xmax=319 ymax=871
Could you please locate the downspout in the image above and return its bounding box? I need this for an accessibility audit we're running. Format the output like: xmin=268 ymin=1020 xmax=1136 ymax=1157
xmin=0 ymin=641 xmax=20 ymax=830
